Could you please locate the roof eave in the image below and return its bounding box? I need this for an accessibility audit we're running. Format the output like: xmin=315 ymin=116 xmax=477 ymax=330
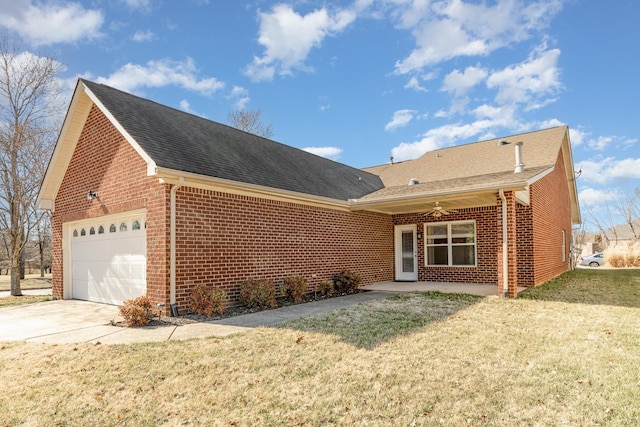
xmin=349 ymin=180 xmax=529 ymax=214
xmin=153 ymin=167 xmax=353 ymax=211
xmin=36 ymin=79 xmax=158 ymax=211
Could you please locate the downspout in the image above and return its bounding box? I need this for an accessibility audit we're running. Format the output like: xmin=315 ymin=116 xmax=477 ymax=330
xmin=499 ymin=189 xmax=508 ymax=298
xmin=170 ymin=177 xmax=185 ymax=314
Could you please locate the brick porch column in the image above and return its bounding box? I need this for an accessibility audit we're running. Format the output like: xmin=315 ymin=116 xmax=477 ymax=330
xmin=497 ymin=191 xmax=519 ymax=298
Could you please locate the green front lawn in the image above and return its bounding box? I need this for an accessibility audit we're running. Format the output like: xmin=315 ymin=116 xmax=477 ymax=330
xmin=0 ymin=269 xmax=638 ymax=426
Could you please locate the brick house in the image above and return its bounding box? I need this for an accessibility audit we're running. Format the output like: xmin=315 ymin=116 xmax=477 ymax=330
xmin=37 ymin=80 xmax=580 ymax=312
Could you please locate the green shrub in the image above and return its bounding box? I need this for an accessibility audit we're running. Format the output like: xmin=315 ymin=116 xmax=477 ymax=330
xmin=119 ymin=296 xmax=154 ymax=327
xmin=282 ymin=276 xmax=308 ymax=302
xmin=189 ymin=285 xmax=226 ymax=316
xmin=240 ymin=279 xmax=277 ymax=309
xmin=334 ymin=269 xmax=362 ymax=294
xmin=318 ymin=280 xmax=334 ymax=296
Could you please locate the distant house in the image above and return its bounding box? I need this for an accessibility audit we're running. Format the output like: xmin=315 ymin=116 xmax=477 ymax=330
xmin=607 ymin=219 xmax=640 ymax=247
xmin=37 ymin=80 xmax=581 ymax=312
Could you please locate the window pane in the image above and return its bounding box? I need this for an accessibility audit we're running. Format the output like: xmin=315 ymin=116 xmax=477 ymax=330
xmin=427 ymin=237 xmax=448 ymax=245
xmin=109 ymin=224 xmax=116 ymax=233
xmin=120 ymin=222 xmax=127 ymax=232
xmin=451 ymin=222 xmax=474 ymax=236
xmin=427 ymin=246 xmax=448 ymax=265
xmin=452 ymin=236 xmax=474 ymax=244
xmin=80 ymin=229 xmax=86 ymax=236
xmin=73 ymin=230 xmax=78 ymax=237
xmin=132 ymin=220 xmax=141 ymax=230
xmin=426 ymin=224 xmax=447 ymax=236
xmin=98 ymin=226 xmax=104 ymax=234
xmin=452 ymin=245 xmax=475 ymax=265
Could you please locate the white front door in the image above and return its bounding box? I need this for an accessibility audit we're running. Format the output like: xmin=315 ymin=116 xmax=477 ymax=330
xmin=395 ymin=225 xmax=418 ymax=281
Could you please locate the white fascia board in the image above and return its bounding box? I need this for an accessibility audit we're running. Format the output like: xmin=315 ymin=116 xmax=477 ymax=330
xmin=349 ymin=181 xmax=528 ymax=209
xmin=153 ymin=167 xmax=353 ymax=211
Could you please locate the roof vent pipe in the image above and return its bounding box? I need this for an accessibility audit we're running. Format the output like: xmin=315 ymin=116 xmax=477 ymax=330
xmin=514 ymin=141 xmax=525 ymax=173
xmin=408 ymin=178 xmax=419 ymax=186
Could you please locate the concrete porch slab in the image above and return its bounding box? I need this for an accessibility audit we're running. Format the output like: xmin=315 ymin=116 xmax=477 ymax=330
xmin=360 ymin=281 xmax=526 ymax=297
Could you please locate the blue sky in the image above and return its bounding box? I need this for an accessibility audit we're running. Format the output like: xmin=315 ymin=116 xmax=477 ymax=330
xmin=1 ymin=0 xmax=638 ymax=230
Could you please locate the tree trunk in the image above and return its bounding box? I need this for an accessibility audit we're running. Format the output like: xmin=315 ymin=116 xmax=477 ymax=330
xmin=19 ymin=248 xmax=25 ymax=279
xmin=39 ymin=241 xmax=45 ymax=278
xmin=10 ymin=253 xmax=22 ymax=296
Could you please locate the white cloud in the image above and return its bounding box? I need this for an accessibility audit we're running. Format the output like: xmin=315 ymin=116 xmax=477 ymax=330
xmin=179 ymin=99 xmax=193 ymax=113
xmin=404 ymin=76 xmax=427 ymax=92
xmin=569 ymin=127 xmax=588 ymax=146
xmin=132 ymin=30 xmax=155 ymax=42
xmin=244 ymin=4 xmax=356 ymax=81
xmin=0 ymin=1 xmax=103 ymax=46
xmin=122 ymin=0 xmax=151 ymax=11
xmin=486 ymin=46 xmax=562 ymax=106
xmin=391 ymin=120 xmax=496 ymax=161
xmin=96 ymin=58 xmax=224 ymax=96
xmin=588 ymin=136 xmax=614 ymax=151
xmin=404 ymin=72 xmax=436 ymax=92
xmin=578 ymin=187 xmax=620 ymax=208
xmin=302 ymin=146 xmax=343 ymax=160
xmin=393 ymin=0 xmax=563 ymax=74
xmin=579 ymin=157 xmax=640 ymax=184
xmin=385 ymin=109 xmax=417 ymax=131
xmin=442 ymin=65 xmax=488 ymax=96
xmin=227 ymin=85 xmax=250 ymax=110
xmin=570 ymin=128 xmax=628 ymax=151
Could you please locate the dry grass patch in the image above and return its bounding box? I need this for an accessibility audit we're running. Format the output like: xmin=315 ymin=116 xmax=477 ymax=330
xmin=0 ymin=271 xmax=638 ymax=425
xmin=520 ymin=268 xmax=640 ymax=308
xmin=0 ymin=295 xmax=51 ymax=307
xmin=0 ymin=274 xmax=52 ymax=292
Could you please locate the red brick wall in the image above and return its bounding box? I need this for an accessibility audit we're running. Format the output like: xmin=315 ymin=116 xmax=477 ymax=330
xmin=529 ymin=150 xmax=572 ymax=285
xmin=51 ymin=105 xmax=170 ymax=305
xmin=393 ymin=206 xmax=499 ymax=285
xmin=173 ymin=187 xmax=395 ymax=309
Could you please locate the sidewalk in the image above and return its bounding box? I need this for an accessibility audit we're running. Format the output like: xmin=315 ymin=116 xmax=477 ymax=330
xmin=0 ymin=288 xmax=52 ymax=298
xmin=0 ymin=291 xmax=396 ymax=344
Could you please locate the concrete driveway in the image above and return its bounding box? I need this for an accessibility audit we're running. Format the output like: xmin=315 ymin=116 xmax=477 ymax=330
xmin=0 ymin=300 xmax=248 ymax=344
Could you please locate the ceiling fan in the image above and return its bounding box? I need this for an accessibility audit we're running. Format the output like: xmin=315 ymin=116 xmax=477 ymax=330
xmin=424 ymin=202 xmax=457 ymax=218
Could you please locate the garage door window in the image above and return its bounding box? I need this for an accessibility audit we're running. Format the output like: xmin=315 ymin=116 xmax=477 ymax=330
xmin=69 ymin=213 xmax=147 ymax=306
xmin=71 ymin=220 xmax=145 ymax=237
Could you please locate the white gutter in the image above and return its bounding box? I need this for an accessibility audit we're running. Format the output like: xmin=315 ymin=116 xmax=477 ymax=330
xmin=170 ymin=177 xmax=185 ymax=310
xmin=499 ymin=189 xmax=508 ymax=298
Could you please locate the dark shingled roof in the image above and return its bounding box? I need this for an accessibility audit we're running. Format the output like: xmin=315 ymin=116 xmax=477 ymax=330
xmin=82 ymin=79 xmax=384 ymax=201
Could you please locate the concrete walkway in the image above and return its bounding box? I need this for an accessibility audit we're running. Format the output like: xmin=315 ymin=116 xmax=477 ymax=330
xmin=360 ymin=281 xmax=527 ymax=296
xmin=0 ymin=281 xmax=506 ymax=345
xmin=0 ymin=292 xmax=397 ymax=344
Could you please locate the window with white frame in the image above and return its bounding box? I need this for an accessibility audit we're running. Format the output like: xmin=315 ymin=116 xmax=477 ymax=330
xmin=425 ymin=220 xmax=476 ymax=267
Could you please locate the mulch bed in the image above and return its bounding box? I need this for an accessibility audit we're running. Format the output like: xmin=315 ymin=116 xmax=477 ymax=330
xmin=125 ymin=290 xmax=364 ymax=328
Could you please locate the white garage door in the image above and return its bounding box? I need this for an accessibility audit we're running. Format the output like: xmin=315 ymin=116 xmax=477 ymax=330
xmin=70 ymin=213 xmax=146 ymax=305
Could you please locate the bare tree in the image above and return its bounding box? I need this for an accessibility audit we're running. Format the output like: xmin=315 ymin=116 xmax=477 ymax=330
xmin=0 ymin=34 xmax=62 ymax=295
xmin=617 ymin=189 xmax=639 ymax=242
xmin=227 ymin=108 xmax=274 ymax=139
xmin=35 ymin=210 xmax=51 ymax=277
xmin=586 ymin=204 xmax=616 ymax=247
